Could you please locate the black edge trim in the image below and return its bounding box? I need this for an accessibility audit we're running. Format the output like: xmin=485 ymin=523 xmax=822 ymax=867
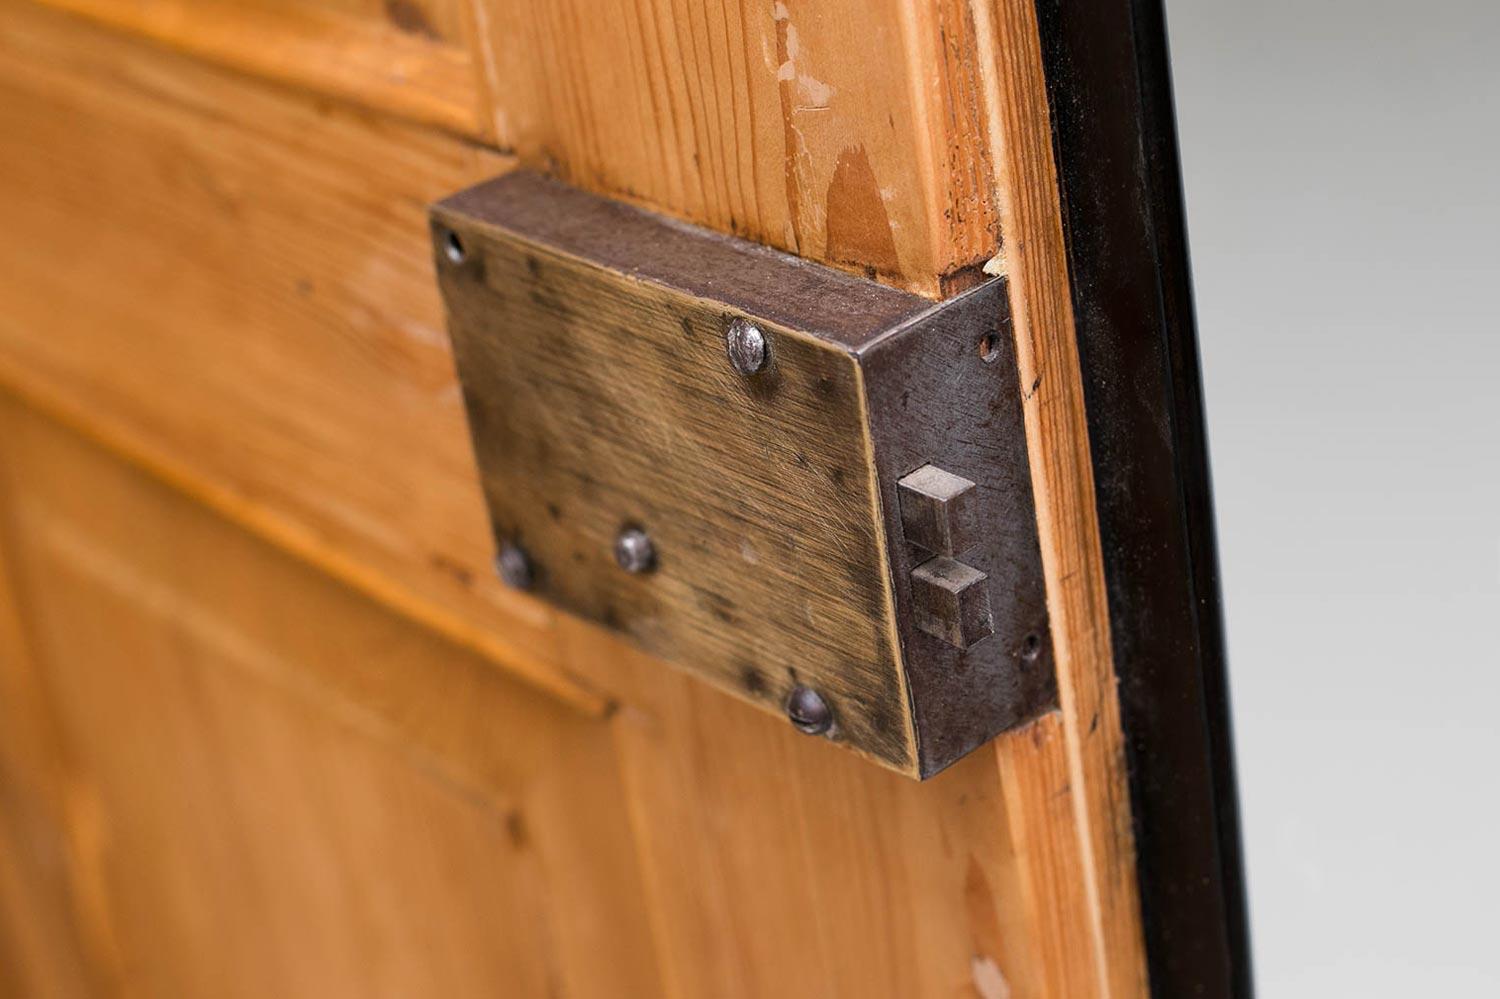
xmin=1033 ymin=1 xmax=1254 ymax=995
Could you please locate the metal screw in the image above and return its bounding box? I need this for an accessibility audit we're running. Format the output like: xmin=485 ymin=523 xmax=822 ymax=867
xmin=614 ymin=527 xmax=656 ymax=574
xmin=785 ymin=686 xmax=833 ymax=735
xmin=442 ymin=229 xmax=466 ymax=265
xmin=495 ymin=542 xmax=533 ymax=589
xmin=725 ymin=317 xmax=769 ymax=375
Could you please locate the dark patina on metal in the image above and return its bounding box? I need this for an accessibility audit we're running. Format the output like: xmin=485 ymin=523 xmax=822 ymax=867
xmin=431 ymin=171 xmax=1053 ymax=778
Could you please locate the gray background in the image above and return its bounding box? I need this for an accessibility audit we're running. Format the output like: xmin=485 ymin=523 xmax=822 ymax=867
xmin=1163 ymin=0 xmax=1500 ymax=993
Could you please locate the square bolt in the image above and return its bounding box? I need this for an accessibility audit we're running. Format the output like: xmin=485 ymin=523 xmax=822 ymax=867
xmin=898 ymin=464 xmax=980 ymax=556
xmin=910 ymin=556 xmax=994 ymax=649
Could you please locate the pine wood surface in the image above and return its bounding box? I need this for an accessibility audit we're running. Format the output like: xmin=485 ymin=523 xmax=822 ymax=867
xmin=0 ymin=397 xmax=663 ymax=999
xmin=25 ymin=0 xmax=1002 ymax=296
xmin=0 ymin=374 xmax=1046 ymax=998
xmin=0 ymin=1 xmax=1148 ymax=995
xmin=36 ymin=0 xmax=488 ymax=135
xmin=971 ymin=2 xmax=1151 ymax=994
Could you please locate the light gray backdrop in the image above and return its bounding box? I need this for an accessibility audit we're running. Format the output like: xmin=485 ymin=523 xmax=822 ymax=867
xmin=1163 ymin=0 xmax=1500 ymax=994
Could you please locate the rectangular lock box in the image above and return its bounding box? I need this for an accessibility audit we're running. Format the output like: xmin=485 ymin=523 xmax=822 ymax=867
xmin=432 ymin=172 xmax=1053 ymax=778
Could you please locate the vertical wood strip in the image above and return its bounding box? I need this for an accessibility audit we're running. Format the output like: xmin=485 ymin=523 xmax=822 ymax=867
xmin=471 ymin=0 xmax=1004 ymax=296
xmin=0 ymin=413 xmax=124 ymax=999
xmin=972 ymin=1 xmax=1151 ymax=996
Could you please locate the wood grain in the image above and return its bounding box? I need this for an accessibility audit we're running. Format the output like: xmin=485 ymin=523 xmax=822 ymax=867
xmin=0 ymin=1 xmax=1150 ymax=995
xmin=475 ymin=0 xmax=999 ymax=296
xmin=0 ymin=1 xmax=600 ymax=712
xmin=34 ymin=0 xmax=488 ymax=135
xmin=973 ymin=0 xmax=1150 ymax=994
xmin=559 ymin=616 xmax=1046 ymax=999
xmin=0 ymin=396 xmax=664 ymax=999
xmin=25 ymin=0 xmax=1001 ymax=296
xmin=0 ymin=454 xmax=95 ymax=999
xmin=0 ymin=391 xmax=1095 ymax=998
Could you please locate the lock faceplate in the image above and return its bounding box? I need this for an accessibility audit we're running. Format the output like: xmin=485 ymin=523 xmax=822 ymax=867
xmin=432 ymin=172 xmax=1052 ymax=778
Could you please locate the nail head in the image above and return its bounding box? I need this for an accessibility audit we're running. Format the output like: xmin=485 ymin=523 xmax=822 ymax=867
xmin=725 ymin=317 xmax=769 ymax=375
xmin=786 ymin=686 xmax=833 ymax=735
xmin=614 ymin=527 xmax=656 ymax=574
xmin=496 ymin=542 xmax=533 ymax=589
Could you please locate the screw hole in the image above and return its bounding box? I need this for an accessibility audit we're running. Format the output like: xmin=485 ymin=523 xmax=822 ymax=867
xmin=443 ymin=230 xmax=466 ymax=265
xmin=1020 ymin=633 xmax=1042 ymax=661
xmin=978 ymin=332 xmax=1000 ymax=364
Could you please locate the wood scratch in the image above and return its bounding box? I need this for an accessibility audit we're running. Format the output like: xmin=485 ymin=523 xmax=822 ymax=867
xmin=971 ymin=954 xmax=1012 ymax=999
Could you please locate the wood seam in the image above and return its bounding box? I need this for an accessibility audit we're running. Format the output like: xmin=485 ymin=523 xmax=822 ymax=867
xmin=0 ymin=377 xmax=610 ymax=719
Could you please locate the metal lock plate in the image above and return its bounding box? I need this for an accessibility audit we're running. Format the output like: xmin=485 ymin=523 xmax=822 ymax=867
xmin=432 ymin=172 xmax=1053 ymax=778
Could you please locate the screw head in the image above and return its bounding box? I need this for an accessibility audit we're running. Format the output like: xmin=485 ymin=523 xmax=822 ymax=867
xmin=442 ymin=229 xmax=466 ymax=265
xmin=495 ymin=542 xmax=533 ymax=589
xmin=785 ymin=686 xmax=833 ymax=736
xmin=725 ymin=317 xmax=769 ymax=375
xmin=614 ymin=527 xmax=656 ymax=574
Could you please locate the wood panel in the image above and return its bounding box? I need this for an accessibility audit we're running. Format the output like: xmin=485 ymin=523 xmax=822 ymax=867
xmin=0 ymin=389 xmax=1082 ymax=999
xmin=0 ymin=395 xmax=664 ymax=998
xmin=0 ymin=1 xmax=598 ymax=712
xmin=477 ymin=0 xmax=999 ymax=296
xmin=24 ymin=0 xmax=1000 ymax=296
xmin=35 ymin=0 xmax=488 ymax=135
xmin=574 ymin=618 xmax=1043 ymax=998
xmin=0 ymin=456 xmax=95 ymax=999
xmin=0 ymin=1 xmax=1149 ymax=996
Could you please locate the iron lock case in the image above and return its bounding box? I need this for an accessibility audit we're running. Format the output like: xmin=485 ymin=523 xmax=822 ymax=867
xmin=431 ymin=172 xmax=1052 ymax=778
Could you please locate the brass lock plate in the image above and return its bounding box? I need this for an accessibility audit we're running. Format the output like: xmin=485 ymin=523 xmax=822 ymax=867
xmin=432 ymin=172 xmax=1053 ymax=778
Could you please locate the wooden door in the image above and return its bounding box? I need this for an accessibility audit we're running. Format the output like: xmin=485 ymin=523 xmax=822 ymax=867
xmin=0 ymin=1 xmax=1248 ymax=996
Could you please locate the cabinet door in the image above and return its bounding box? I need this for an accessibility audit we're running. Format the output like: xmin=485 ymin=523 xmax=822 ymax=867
xmin=0 ymin=1 xmax=1246 ymax=996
